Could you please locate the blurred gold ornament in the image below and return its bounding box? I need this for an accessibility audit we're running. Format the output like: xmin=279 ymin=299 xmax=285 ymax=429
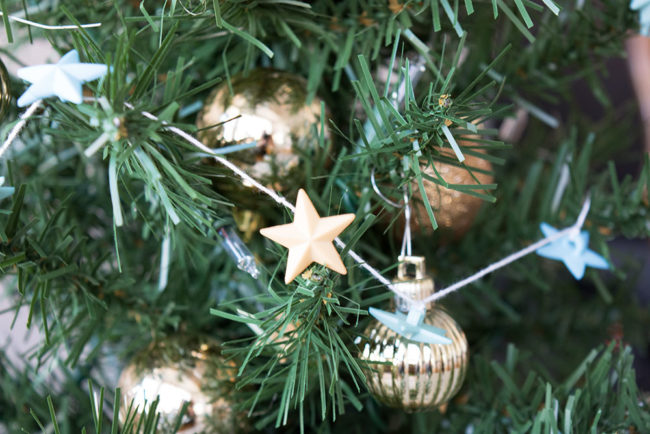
xmin=263 ymin=314 xmax=300 ymax=362
xmin=232 ymin=209 xmax=263 ymax=241
xmin=0 ymin=59 xmax=11 ymax=121
xmin=117 ymin=339 xmax=248 ymax=433
xmin=357 ymin=256 xmax=469 ymax=411
xmin=196 ymin=69 xmax=327 ymax=197
xmin=412 ymin=146 xmax=493 ymax=237
xmin=388 ymin=0 xmax=405 ymax=14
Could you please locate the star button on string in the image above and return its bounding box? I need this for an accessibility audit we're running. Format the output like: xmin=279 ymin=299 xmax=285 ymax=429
xmin=536 ymin=222 xmax=608 ymax=280
xmin=0 ymin=176 xmax=14 ymax=201
xmin=260 ymin=189 xmax=355 ymax=284
xmin=631 ymin=0 xmax=650 ymax=36
xmin=17 ymin=49 xmax=108 ymax=107
xmin=365 ymin=192 xmax=452 ymax=345
xmin=368 ymin=305 xmax=452 ymax=345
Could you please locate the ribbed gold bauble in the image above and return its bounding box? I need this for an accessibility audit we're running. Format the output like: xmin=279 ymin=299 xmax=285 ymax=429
xmin=196 ymin=69 xmax=327 ymax=199
xmin=117 ymin=339 xmax=248 ymax=433
xmin=357 ymin=256 xmax=469 ymax=412
xmin=0 ymin=59 xmax=11 ymax=121
xmin=412 ymin=147 xmax=493 ymax=237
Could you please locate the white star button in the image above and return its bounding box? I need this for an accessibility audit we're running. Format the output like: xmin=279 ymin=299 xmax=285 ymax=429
xmin=17 ymin=49 xmax=107 ymax=107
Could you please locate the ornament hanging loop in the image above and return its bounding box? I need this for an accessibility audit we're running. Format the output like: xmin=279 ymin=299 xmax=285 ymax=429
xmin=370 ymin=167 xmax=403 ymax=208
xmin=400 ymin=188 xmax=412 ymax=257
xmin=369 ymin=167 xmax=413 ymax=257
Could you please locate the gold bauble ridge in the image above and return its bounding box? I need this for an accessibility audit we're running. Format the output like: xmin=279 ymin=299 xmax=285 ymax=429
xmin=358 ymin=256 xmax=469 ymax=412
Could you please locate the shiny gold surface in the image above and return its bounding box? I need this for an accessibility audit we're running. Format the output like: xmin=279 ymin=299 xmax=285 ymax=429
xmin=359 ymin=309 xmax=468 ymax=411
xmin=117 ymin=343 xmax=246 ymax=433
xmin=264 ymin=314 xmax=298 ymax=361
xmin=0 ymin=59 xmax=11 ymax=121
xmin=412 ymin=146 xmax=493 ymax=237
xmin=358 ymin=256 xmax=469 ymax=411
xmin=196 ymin=69 xmax=326 ymax=186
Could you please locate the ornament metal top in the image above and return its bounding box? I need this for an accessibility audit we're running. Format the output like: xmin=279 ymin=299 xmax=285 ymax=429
xmin=357 ymin=256 xmax=469 ymax=412
xmin=196 ymin=69 xmax=326 ymax=191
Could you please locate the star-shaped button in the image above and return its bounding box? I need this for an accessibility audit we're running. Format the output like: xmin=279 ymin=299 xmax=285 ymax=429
xmin=260 ymin=189 xmax=355 ymax=284
xmin=17 ymin=50 xmax=108 ymax=107
xmin=0 ymin=176 xmax=14 ymax=201
xmin=368 ymin=305 xmax=451 ymax=345
xmin=631 ymin=0 xmax=650 ymax=36
xmin=536 ymin=223 xmax=609 ymax=280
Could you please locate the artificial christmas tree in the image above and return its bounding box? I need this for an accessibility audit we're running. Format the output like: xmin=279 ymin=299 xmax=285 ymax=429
xmin=0 ymin=1 xmax=649 ymax=433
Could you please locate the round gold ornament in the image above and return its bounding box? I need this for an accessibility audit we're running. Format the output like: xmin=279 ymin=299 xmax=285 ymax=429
xmin=357 ymin=256 xmax=469 ymax=411
xmin=196 ymin=69 xmax=327 ymax=199
xmin=412 ymin=146 xmax=493 ymax=237
xmin=266 ymin=315 xmax=298 ymax=359
xmin=0 ymin=59 xmax=11 ymax=121
xmin=117 ymin=339 xmax=248 ymax=433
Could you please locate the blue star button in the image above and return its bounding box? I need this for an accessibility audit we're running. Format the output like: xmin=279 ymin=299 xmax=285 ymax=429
xmin=368 ymin=304 xmax=452 ymax=345
xmin=631 ymin=0 xmax=650 ymax=36
xmin=536 ymin=223 xmax=609 ymax=280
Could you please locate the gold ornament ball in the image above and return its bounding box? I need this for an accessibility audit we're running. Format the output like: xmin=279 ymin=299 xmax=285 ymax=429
xmin=117 ymin=340 xmax=248 ymax=433
xmin=196 ymin=69 xmax=327 ymax=196
xmin=412 ymin=147 xmax=493 ymax=237
xmin=0 ymin=59 xmax=11 ymax=121
xmin=265 ymin=314 xmax=299 ymax=360
xmin=357 ymin=256 xmax=469 ymax=411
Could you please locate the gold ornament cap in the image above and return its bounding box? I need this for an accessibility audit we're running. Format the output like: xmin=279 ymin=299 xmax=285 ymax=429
xmin=393 ymin=256 xmax=435 ymax=313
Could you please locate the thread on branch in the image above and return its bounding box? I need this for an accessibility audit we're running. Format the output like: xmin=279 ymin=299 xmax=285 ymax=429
xmin=422 ymin=197 xmax=592 ymax=304
xmin=132 ymin=107 xmax=600 ymax=309
xmin=129 ymin=104 xmax=403 ymax=295
xmin=0 ymin=12 xmax=101 ymax=30
xmin=0 ymin=100 xmax=42 ymax=160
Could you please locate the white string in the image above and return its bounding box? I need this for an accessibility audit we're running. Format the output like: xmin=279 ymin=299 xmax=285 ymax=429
xmin=0 ymin=100 xmax=42 ymax=160
xmin=130 ymin=105 xmax=597 ymax=308
xmin=157 ymin=230 xmax=171 ymax=291
xmin=125 ymin=103 xmax=402 ymax=294
xmin=551 ymin=160 xmax=570 ymax=212
xmin=0 ymin=12 xmax=101 ymax=30
xmin=0 ymin=99 xmax=598 ymax=309
xmin=421 ymin=196 xmax=592 ymax=304
xmin=369 ymin=170 xmax=412 ymax=256
xmin=128 ymin=105 xmax=298 ymax=210
xmin=235 ymin=308 xmax=264 ymax=336
xmin=399 ymin=189 xmax=412 ymax=257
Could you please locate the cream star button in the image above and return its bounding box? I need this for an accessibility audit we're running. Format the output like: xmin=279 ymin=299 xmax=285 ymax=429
xmin=260 ymin=189 xmax=355 ymax=284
